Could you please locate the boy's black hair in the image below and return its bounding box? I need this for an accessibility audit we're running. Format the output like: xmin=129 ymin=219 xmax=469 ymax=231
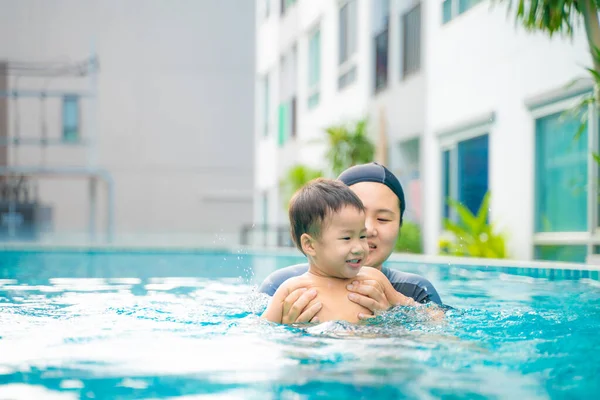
xmin=289 ymin=178 xmax=365 ymax=255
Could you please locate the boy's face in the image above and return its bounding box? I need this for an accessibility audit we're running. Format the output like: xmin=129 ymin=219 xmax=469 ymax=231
xmin=311 ymin=205 xmax=369 ymax=279
xmin=348 ymin=182 xmax=401 ymax=270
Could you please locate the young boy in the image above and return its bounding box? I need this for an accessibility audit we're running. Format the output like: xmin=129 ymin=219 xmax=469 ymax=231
xmin=261 ymin=178 xmax=417 ymax=324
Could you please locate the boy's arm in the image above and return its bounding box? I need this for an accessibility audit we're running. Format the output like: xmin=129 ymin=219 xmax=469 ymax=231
xmin=261 ymin=278 xmax=314 ymax=323
xmin=261 ymin=283 xmax=291 ymax=323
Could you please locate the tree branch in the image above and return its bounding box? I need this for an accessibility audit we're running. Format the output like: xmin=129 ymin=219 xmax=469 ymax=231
xmin=580 ymin=1 xmax=600 ymax=75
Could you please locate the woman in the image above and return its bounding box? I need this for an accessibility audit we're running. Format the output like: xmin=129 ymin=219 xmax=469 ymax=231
xmin=257 ymin=162 xmax=443 ymax=324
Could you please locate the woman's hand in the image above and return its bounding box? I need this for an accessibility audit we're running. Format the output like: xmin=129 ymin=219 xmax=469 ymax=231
xmin=346 ymin=280 xmax=391 ymax=320
xmin=346 ymin=280 xmax=417 ymax=320
xmin=281 ymin=288 xmax=322 ymax=324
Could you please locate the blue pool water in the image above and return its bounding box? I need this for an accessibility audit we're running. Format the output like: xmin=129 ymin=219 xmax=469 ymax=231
xmin=1 ymin=249 xmax=599 ymax=399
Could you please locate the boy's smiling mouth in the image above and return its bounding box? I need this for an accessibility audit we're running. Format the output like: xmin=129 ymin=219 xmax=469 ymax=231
xmin=346 ymin=258 xmax=362 ymax=268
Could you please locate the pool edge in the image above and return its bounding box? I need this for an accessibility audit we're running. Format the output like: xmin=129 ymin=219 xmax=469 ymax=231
xmin=1 ymin=242 xmax=599 ymax=271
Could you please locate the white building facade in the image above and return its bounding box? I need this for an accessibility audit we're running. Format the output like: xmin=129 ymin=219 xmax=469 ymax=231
xmin=255 ymin=0 xmax=597 ymax=263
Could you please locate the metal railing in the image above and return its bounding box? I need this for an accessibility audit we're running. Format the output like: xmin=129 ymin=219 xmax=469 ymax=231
xmin=239 ymin=224 xmax=295 ymax=248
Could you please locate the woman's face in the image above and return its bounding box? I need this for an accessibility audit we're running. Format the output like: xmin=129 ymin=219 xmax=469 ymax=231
xmin=348 ymin=182 xmax=401 ymax=270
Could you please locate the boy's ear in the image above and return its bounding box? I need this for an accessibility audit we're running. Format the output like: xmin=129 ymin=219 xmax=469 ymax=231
xmin=300 ymin=233 xmax=317 ymax=257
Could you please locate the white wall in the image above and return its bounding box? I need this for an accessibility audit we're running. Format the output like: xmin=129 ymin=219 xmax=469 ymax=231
xmin=1 ymin=0 xmax=255 ymax=242
xmin=423 ymin=0 xmax=591 ymax=259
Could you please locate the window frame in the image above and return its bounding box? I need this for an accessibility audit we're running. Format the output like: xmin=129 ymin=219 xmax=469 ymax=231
xmin=530 ymin=93 xmax=599 ymax=259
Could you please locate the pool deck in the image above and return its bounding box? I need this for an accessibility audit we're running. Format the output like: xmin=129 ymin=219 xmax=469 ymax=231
xmin=1 ymin=239 xmax=599 ymax=272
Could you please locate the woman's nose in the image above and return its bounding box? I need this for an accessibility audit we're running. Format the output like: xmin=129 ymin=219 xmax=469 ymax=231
xmin=365 ymin=218 xmax=377 ymax=237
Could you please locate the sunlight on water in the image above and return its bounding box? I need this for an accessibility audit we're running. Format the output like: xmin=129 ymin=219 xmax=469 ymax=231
xmin=1 ymin=251 xmax=600 ymax=399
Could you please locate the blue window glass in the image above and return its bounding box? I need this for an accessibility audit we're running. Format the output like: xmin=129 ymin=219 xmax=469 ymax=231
xmin=459 ymin=0 xmax=481 ymax=14
xmin=457 ymin=134 xmax=489 ymax=215
xmin=535 ymin=110 xmax=588 ymax=232
xmin=534 ymin=245 xmax=587 ymax=263
xmin=442 ymin=134 xmax=489 ymax=225
xmin=277 ymin=103 xmax=288 ymax=147
xmin=63 ymin=95 xmax=79 ymax=143
xmin=442 ymin=0 xmax=453 ymax=23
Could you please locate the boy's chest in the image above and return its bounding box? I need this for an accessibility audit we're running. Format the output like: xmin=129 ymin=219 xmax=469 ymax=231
xmin=305 ymin=278 xmax=372 ymax=323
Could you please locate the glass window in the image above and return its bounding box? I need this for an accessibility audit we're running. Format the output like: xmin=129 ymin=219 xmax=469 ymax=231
xmin=459 ymin=0 xmax=481 ymax=14
xmin=374 ymin=28 xmax=389 ymax=92
xmin=443 ymin=0 xmax=481 ymax=23
xmin=535 ymin=110 xmax=588 ymax=232
xmin=62 ymin=95 xmax=79 ymax=143
xmin=402 ymin=3 xmax=421 ymax=78
xmin=372 ymin=0 xmax=390 ymax=93
xmin=281 ymin=0 xmax=296 ymax=17
xmin=372 ymin=0 xmax=390 ymax=34
xmin=442 ymin=0 xmax=453 ymax=24
xmin=534 ymin=245 xmax=588 ymax=263
xmin=278 ymin=46 xmax=297 ymax=145
xmin=278 ymin=103 xmax=288 ymax=147
xmin=442 ymin=150 xmax=451 ymax=219
xmin=339 ymin=0 xmax=357 ymax=66
xmin=457 ymin=134 xmax=489 ymax=215
xmin=442 ymin=134 xmax=489 ymax=221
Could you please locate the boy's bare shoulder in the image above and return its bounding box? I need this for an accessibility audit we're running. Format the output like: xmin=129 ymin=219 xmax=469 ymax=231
xmin=275 ymin=273 xmax=314 ymax=295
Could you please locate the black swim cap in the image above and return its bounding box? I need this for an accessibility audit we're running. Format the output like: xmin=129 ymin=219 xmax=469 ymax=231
xmin=337 ymin=162 xmax=406 ymax=223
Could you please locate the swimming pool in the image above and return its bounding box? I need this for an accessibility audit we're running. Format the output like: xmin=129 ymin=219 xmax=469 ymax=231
xmin=1 ymin=249 xmax=599 ymax=399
